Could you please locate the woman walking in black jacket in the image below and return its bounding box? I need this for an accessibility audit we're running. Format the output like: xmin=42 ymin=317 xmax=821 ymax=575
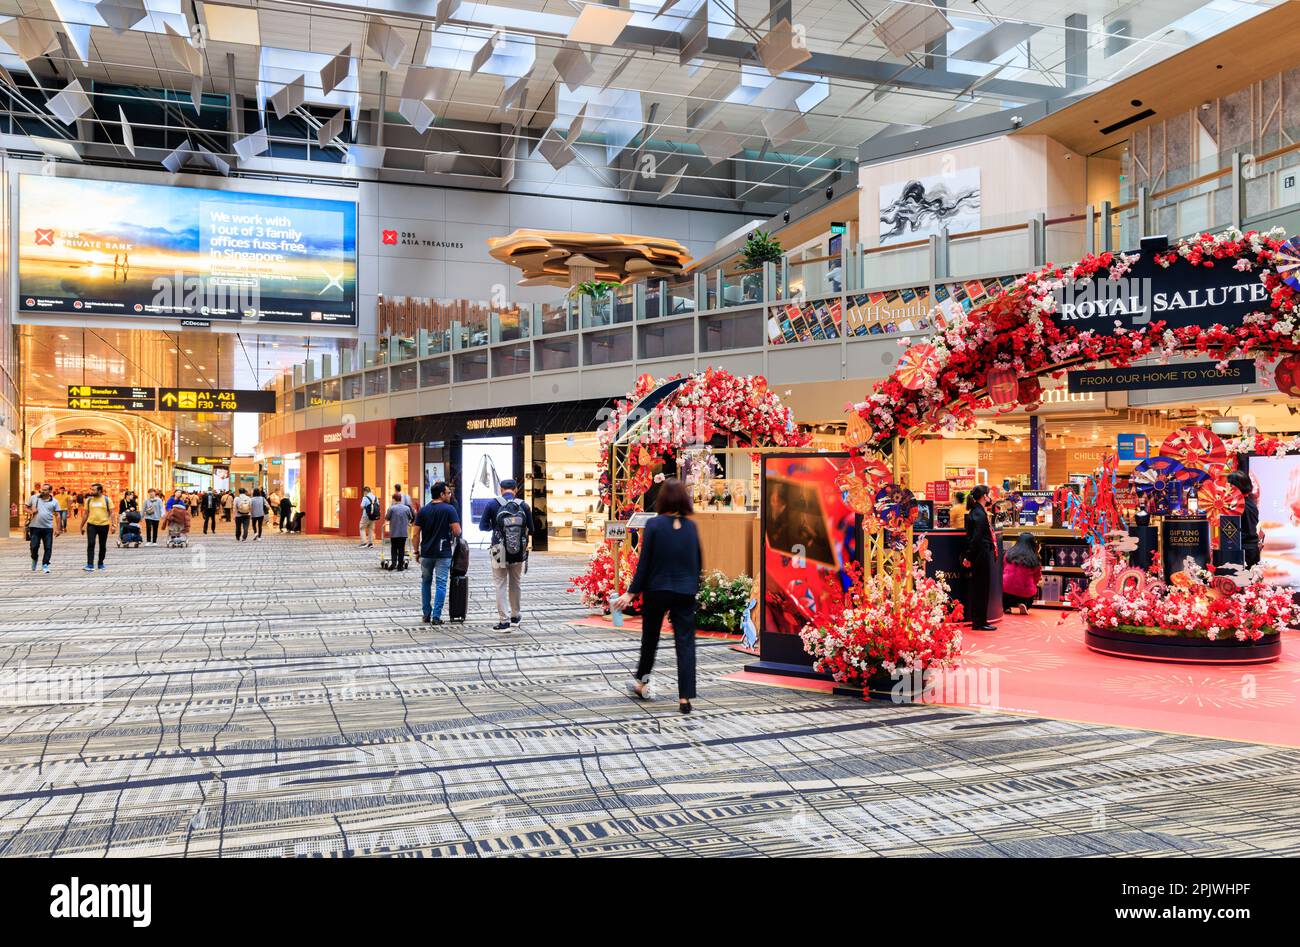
xmin=613 ymin=478 xmax=701 ymax=714
xmin=961 ymin=484 xmax=998 ymax=631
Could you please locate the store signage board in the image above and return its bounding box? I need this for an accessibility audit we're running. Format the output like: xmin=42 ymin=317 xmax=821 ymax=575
xmin=1052 ymin=236 xmax=1269 ymax=335
xmin=925 ymin=480 xmax=951 ymax=503
xmin=1117 ymin=434 xmax=1149 ymax=461
xmin=1066 ymin=359 xmax=1255 ymax=393
xmin=32 ymin=447 xmax=134 ymax=463
xmin=67 ymin=385 xmax=155 ymax=411
xmin=158 ymin=388 xmax=276 ymax=413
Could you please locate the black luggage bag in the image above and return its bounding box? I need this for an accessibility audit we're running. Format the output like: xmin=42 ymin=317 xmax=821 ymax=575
xmin=448 ymin=574 xmax=469 ymax=622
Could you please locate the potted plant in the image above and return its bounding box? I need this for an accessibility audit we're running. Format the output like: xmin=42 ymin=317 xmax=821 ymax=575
xmin=570 ymin=279 xmax=619 ymax=325
xmin=737 ymin=229 xmax=783 ymax=300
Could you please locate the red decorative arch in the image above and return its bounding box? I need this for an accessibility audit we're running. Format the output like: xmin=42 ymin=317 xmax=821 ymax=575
xmin=853 ymin=229 xmax=1300 ymax=449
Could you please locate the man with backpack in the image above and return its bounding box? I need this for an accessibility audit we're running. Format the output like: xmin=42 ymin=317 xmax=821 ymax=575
xmin=233 ymin=488 xmax=252 ymax=541
xmin=412 ymin=481 xmax=462 ymax=624
xmin=359 ymin=486 xmax=380 ymax=548
xmin=477 ymin=477 xmax=532 ymax=630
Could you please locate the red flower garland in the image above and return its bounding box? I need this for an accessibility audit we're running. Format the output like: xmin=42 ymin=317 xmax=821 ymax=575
xmin=857 ymin=229 xmax=1299 ymax=448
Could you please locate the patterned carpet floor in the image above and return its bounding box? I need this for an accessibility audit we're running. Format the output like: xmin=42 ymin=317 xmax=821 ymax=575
xmin=1 ymin=529 xmax=1299 ymax=857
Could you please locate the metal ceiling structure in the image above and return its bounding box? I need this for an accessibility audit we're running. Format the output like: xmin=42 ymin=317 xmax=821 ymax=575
xmin=0 ymin=0 xmax=1280 ymax=216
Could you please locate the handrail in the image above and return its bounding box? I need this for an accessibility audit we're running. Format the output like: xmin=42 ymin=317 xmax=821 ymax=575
xmin=949 ymin=221 xmax=1028 ymax=241
xmin=1150 ymin=165 xmax=1231 ymax=201
xmin=789 ymin=253 xmax=840 ymax=266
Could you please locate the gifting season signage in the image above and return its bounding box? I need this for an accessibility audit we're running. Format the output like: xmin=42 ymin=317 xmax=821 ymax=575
xmin=66 ymin=385 xmax=155 ymax=411
xmin=158 ymin=388 xmax=277 ymax=413
xmin=1067 ymin=359 xmax=1256 ymax=393
xmin=766 ymin=274 xmax=1016 ymax=346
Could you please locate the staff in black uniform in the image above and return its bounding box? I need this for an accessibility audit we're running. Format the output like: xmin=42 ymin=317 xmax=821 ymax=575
xmin=961 ymin=484 xmax=998 ymax=631
xmin=1226 ymin=469 xmax=1261 ymax=568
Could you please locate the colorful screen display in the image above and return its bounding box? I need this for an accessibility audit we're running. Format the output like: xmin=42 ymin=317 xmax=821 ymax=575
xmin=761 ymin=454 xmax=859 ymax=645
xmin=18 ymin=175 xmax=357 ymax=325
xmin=1248 ymin=455 xmax=1300 ymax=587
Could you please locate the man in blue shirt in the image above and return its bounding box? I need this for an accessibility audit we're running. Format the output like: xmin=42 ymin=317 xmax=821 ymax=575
xmin=412 ymin=481 xmax=461 ymax=624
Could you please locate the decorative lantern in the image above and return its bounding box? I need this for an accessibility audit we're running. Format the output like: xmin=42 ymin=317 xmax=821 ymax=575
xmin=1275 ymin=354 xmax=1300 ymax=397
xmin=987 ymin=367 xmax=1018 ymax=407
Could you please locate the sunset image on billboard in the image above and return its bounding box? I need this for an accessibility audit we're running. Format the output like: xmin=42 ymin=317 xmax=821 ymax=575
xmin=18 ymin=175 xmax=358 ymax=325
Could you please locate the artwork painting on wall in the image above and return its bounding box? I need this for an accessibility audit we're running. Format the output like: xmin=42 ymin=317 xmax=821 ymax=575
xmin=878 ymin=169 xmax=981 ymax=246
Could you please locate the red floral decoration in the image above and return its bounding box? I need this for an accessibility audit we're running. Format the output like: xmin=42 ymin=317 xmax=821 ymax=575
xmin=855 ymin=229 xmax=1299 ymax=448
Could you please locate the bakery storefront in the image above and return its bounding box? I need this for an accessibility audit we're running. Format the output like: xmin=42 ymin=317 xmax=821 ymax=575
xmin=396 ymin=399 xmax=614 ymax=551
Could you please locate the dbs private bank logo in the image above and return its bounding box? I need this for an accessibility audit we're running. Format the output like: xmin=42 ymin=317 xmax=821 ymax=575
xmin=382 ymin=229 xmax=398 ymax=245
xmin=34 ymin=228 xmax=55 ymax=246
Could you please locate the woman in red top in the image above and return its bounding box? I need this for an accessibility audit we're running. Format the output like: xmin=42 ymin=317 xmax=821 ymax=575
xmin=1002 ymin=532 xmax=1042 ymax=615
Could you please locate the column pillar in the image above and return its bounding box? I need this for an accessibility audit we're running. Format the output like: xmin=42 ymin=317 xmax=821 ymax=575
xmin=303 ymin=451 xmax=321 ymax=534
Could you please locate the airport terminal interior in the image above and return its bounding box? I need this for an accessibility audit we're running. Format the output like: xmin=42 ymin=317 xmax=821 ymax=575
xmin=2 ymin=0 xmax=1300 ymax=864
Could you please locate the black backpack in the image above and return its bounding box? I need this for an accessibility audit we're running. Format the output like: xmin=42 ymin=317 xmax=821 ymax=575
xmin=494 ymin=500 xmax=529 ymax=564
xmin=364 ymin=495 xmax=380 ymax=521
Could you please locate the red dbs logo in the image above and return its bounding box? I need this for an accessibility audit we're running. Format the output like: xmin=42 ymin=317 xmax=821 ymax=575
xmin=35 ymin=228 xmax=54 ymax=246
xmin=382 ymin=230 xmax=398 ymax=245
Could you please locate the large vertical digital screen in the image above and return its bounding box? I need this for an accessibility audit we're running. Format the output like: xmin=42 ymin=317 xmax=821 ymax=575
xmin=1248 ymin=454 xmax=1300 ymax=587
xmin=18 ymin=175 xmax=357 ymax=325
xmin=462 ymin=437 xmax=514 ymax=546
xmin=760 ymin=453 xmax=859 ymax=668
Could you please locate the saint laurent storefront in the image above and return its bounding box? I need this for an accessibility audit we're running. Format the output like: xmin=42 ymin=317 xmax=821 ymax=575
xmin=396 ymin=398 xmax=614 ymax=550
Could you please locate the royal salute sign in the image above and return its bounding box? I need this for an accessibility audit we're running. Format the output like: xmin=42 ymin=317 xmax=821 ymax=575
xmin=1051 ymin=235 xmax=1271 ymax=333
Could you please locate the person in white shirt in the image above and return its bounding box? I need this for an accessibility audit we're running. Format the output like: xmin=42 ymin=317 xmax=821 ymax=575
xmin=359 ymin=486 xmax=379 ymax=548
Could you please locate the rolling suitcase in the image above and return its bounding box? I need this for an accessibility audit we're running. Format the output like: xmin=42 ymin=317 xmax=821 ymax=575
xmin=448 ymin=574 xmax=469 ymax=622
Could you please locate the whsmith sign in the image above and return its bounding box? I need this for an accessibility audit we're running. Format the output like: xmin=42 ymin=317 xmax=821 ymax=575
xmin=1051 ymin=235 xmax=1270 ymax=333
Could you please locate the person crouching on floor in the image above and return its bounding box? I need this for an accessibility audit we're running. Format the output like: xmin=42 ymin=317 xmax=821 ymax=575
xmin=1002 ymin=531 xmax=1043 ymax=616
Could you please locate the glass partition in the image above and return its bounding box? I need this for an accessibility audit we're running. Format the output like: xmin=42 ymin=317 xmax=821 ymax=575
xmin=491 ymin=344 xmax=531 ymax=377
xmin=454 ymin=350 xmax=489 ymax=382
xmin=419 ymin=357 xmax=450 ymax=387
xmin=638 ymin=318 xmax=694 ymax=360
xmin=583 ymin=327 xmax=633 ymax=366
xmin=534 ymin=335 xmax=579 ymax=371
xmin=700 ymin=308 xmax=764 ymax=352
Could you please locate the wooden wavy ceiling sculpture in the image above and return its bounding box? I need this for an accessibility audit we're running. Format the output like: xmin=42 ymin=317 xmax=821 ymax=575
xmin=486 ymin=229 xmax=692 ymax=287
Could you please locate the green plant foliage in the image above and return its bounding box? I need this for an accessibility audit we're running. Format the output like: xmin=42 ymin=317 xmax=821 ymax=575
xmin=738 ymin=229 xmax=784 ymax=269
xmin=571 ymin=279 xmax=618 ymax=300
xmin=696 ymin=571 xmax=754 ymax=633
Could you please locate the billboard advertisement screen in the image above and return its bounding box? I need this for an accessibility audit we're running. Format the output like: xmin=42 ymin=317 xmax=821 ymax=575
xmin=18 ymin=175 xmax=357 ymax=325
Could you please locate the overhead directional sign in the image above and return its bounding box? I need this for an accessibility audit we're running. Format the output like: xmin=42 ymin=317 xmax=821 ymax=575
xmin=158 ymin=388 xmax=277 ymax=413
xmin=192 ymin=455 xmax=232 ymax=466
xmin=67 ymin=385 xmax=155 ymax=411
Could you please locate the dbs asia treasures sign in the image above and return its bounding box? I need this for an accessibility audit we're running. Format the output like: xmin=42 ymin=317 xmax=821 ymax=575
xmin=1051 ymin=235 xmax=1269 ymax=334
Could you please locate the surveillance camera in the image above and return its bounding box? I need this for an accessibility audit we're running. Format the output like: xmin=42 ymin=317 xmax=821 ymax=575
xmin=1010 ymin=115 xmax=1023 ymax=127
xmin=782 ymin=210 xmax=790 ymax=223
xmin=1200 ymin=101 xmax=1212 ymax=111
xmin=825 ymin=186 xmax=834 ymax=200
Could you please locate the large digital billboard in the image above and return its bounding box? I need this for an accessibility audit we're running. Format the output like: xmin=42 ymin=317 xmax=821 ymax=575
xmin=18 ymin=175 xmax=357 ymax=326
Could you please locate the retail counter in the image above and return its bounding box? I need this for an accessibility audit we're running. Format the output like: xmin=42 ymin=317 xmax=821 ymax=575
xmin=694 ymin=510 xmax=760 ymax=579
xmin=1002 ymin=526 xmax=1090 ymax=608
xmin=919 ymin=528 xmax=1003 ymax=623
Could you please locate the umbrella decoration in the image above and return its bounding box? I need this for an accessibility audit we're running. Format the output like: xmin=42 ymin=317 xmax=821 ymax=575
xmin=1198 ymin=476 xmax=1246 ymax=549
xmin=1159 ymin=425 xmax=1231 ymax=476
xmin=837 ymin=455 xmax=890 ymax=518
xmin=1132 ymin=456 xmax=1187 ymax=514
xmin=1275 ymin=237 xmax=1300 ymax=291
xmin=874 ymin=483 xmax=920 ymax=547
xmin=895 ymin=343 xmax=941 ymax=391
